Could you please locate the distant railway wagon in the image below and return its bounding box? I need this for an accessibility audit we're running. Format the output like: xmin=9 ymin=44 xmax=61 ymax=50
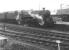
xmin=0 ymin=12 xmax=18 ymax=24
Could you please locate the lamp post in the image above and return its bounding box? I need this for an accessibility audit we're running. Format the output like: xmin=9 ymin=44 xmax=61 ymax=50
xmin=56 ymin=40 xmax=62 ymax=50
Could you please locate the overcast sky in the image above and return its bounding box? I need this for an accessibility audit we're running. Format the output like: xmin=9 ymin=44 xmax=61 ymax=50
xmin=0 ymin=0 xmax=69 ymax=14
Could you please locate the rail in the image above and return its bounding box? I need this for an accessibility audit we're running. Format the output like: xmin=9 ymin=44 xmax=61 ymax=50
xmin=0 ymin=23 xmax=69 ymax=49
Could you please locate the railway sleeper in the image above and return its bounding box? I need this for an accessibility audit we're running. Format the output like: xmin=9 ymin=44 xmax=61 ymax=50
xmin=48 ymin=33 xmax=69 ymax=38
xmin=2 ymin=32 xmax=69 ymax=47
xmin=4 ymin=31 xmax=69 ymax=38
xmin=6 ymin=27 xmax=69 ymax=40
xmin=5 ymin=29 xmax=69 ymax=39
xmin=2 ymin=31 xmax=69 ymax=44
xmin=18 ymin=36 xmax=69 ymax=48
xmin=20 ymin=33 xmax=69 ymax=42
xmin=21 ymin=35 xmax=69 ymax=45
xmin=1 ymin=31 xmax=69 ymax=48
xmin=2 ymin=30 xmax=69 ymax=44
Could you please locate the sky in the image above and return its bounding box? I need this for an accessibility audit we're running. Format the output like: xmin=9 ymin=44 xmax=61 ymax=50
xmin=0 ymin=0 xmax=69 ymax=14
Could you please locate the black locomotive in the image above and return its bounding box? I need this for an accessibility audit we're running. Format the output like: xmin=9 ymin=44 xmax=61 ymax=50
xmin=16 ymin=9 xmax=55 ymax=27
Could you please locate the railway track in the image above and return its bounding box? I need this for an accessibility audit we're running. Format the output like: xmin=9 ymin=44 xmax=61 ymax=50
xmin=0 ymin=23 xmax=69 ymax=49
xmin=4 ymin=22 xmax=69 ymax=32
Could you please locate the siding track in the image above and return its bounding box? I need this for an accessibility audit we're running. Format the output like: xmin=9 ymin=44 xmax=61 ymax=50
xmin=0 ymin=23 xmax=69 ymax=49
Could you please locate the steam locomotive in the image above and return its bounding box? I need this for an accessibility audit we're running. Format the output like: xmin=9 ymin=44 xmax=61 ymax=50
xmin=16 ymin=10 xmax=55 ymax=27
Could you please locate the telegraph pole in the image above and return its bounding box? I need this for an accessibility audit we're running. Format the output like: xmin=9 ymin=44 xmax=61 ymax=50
xmin=60 ymin=4 xmax=62 ymax=15
xmin=39 ymin=0 xmax=40 ymax=10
